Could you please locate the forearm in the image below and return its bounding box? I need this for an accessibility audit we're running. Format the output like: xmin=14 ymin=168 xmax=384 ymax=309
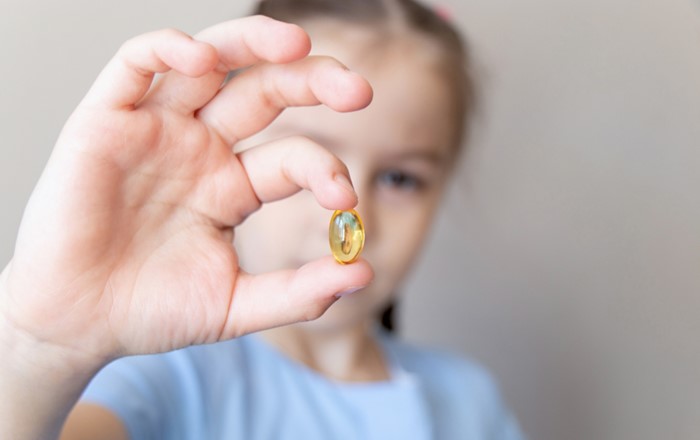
xmin=0 ymin=266 xmax=101 ymax=440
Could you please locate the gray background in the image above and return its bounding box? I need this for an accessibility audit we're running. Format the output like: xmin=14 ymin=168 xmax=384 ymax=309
xmin=1 ymin=1 xmax=699 ymax=439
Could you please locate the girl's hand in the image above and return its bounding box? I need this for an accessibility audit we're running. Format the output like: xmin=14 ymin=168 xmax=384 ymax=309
xmin=0 ymin=16 xmax=373 ymax=371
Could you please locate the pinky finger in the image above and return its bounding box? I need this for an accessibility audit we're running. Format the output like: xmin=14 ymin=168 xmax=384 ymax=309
xmin=81 ymin=28 xmax=219 ymax=109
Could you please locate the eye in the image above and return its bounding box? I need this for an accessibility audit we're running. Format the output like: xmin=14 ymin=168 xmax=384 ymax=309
xmin=376 ymin=169 xmax=425 ymax=192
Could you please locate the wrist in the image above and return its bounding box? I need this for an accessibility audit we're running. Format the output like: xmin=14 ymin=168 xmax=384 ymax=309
xmin=0 ymin=264 xmax=104 ymax=439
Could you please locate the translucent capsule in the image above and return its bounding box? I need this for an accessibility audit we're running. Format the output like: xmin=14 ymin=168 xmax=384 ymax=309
xmin=329 ymin=209 xmax=365 ymax=264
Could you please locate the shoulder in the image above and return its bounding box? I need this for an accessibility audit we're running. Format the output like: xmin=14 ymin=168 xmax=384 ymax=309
xmin=87 ymin=337 xmax=247 ymax=385
xmin=86 ymin=336 xmax=265 ymax=394
xmin=383 ymin=335 xmax=525 ymax=439
xmin=80 ymin=337 xmax=257 ymax=439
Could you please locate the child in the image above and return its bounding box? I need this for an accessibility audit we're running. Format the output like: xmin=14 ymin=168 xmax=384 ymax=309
xmin=0 ymin=1 xmax=524 ymax=439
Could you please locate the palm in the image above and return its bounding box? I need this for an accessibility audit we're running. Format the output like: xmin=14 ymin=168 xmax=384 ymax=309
xmin=102 ymin=112 xmax=241 ymax=353
xmin=9 ymin=104 xmax=241 ymax=357
xmin=1 ymin=17 xmax=373 ymax=363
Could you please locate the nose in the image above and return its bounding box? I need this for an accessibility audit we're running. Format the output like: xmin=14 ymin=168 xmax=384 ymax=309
xmin=350 ymin=174 xmax=376 ymax=253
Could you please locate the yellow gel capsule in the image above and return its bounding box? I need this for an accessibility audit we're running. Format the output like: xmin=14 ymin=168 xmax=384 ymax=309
xmin=329 ymin=209 xmax=365 ymax=264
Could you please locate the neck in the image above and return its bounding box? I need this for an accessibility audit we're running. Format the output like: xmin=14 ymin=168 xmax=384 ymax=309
xmin=260 ymin=321 xmax=391 ymax=382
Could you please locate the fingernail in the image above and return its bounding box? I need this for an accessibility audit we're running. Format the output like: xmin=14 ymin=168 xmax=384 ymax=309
xmin=335 ymin=286 xmax=364 ymax=299
xmin=334 ymin=173 xmax=355 ymax=195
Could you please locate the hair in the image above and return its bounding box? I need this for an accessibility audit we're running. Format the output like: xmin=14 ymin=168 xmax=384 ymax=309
xmin=253 ymin=0 xmax=475 ymax=333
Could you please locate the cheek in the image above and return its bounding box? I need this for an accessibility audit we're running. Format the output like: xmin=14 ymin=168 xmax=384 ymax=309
xmin=369 ymin=202 xmax=437 ymax=285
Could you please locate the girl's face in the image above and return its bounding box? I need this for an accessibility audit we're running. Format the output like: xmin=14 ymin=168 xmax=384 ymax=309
xmin=236 ymin=26 xmax=458 ymax=331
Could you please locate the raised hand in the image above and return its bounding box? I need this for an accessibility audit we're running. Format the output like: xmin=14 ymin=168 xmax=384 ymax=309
xmin=0 ymin=16 xmax=374 ymax=372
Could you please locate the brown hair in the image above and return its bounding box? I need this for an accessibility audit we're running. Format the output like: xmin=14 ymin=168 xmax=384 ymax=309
xmin=253 ymin=0 xmax=475 ymax=153
xmin=253 ymin=0 xmax=475 ymax=333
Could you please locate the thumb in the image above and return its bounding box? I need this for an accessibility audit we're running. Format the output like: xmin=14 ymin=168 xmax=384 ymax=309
xmin=219 ymin=256 xmax=373 ymax=338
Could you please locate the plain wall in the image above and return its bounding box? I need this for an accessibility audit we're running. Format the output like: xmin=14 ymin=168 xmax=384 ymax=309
xmin=1 ymin=1 xmax=699 ymax=439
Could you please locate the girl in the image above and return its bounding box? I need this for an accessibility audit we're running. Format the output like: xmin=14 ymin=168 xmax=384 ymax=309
xmin=1 ymin=1 xmax=523 ymax=439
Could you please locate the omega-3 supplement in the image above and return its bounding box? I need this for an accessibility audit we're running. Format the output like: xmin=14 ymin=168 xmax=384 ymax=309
xmin=329 ymin=209 xmax=365 ymax=264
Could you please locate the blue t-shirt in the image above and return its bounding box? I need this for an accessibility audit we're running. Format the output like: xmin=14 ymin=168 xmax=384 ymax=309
xmin=81 ymin=333 xmax=524 ymax=439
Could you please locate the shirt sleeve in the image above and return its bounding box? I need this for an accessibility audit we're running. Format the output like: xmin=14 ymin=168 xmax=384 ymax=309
xmin=459 ymin=361 xmax=527 ymax=440
xmin=80 ymin=350 xmax=202 ymax=440
xmin=486 ymin=383 xmax=526 ymax=440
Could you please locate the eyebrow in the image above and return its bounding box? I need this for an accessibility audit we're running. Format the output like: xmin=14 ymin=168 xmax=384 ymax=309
xmin=380 ymin=150 xmax=449 ymax=165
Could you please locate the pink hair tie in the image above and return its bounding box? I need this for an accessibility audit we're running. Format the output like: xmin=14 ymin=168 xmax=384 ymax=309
xmin=434 ymin=4 xmax=454 ymax=22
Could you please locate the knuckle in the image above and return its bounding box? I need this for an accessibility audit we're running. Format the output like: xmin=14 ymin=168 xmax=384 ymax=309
xmin=302 ymin=303 xmax=327 ymax=322
xmin=289 ymin=135 xmax=329 ymax=157
xmin=285 ymin=136 xmax=341 ymax=169
xmin=287 ymin=134 xmax=317 ymax=150
xmin=157 ymin=27 xmax=188 ymax=40
xmin=117 ymin=36 xmax=139 ymax=56
xmin=310 ymin=55 xmax=346 ymax=71
xmin=119 ymin=28 xmax=186 ymax=55
xmin=249 ymin=14 xmax=273 ymax=24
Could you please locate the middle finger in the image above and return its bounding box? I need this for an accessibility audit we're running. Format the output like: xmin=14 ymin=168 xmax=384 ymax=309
xmin=197 ymin=55 xmax=373 ymax=146
xmin=145 ymin=16 xmax=312 ymax=113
